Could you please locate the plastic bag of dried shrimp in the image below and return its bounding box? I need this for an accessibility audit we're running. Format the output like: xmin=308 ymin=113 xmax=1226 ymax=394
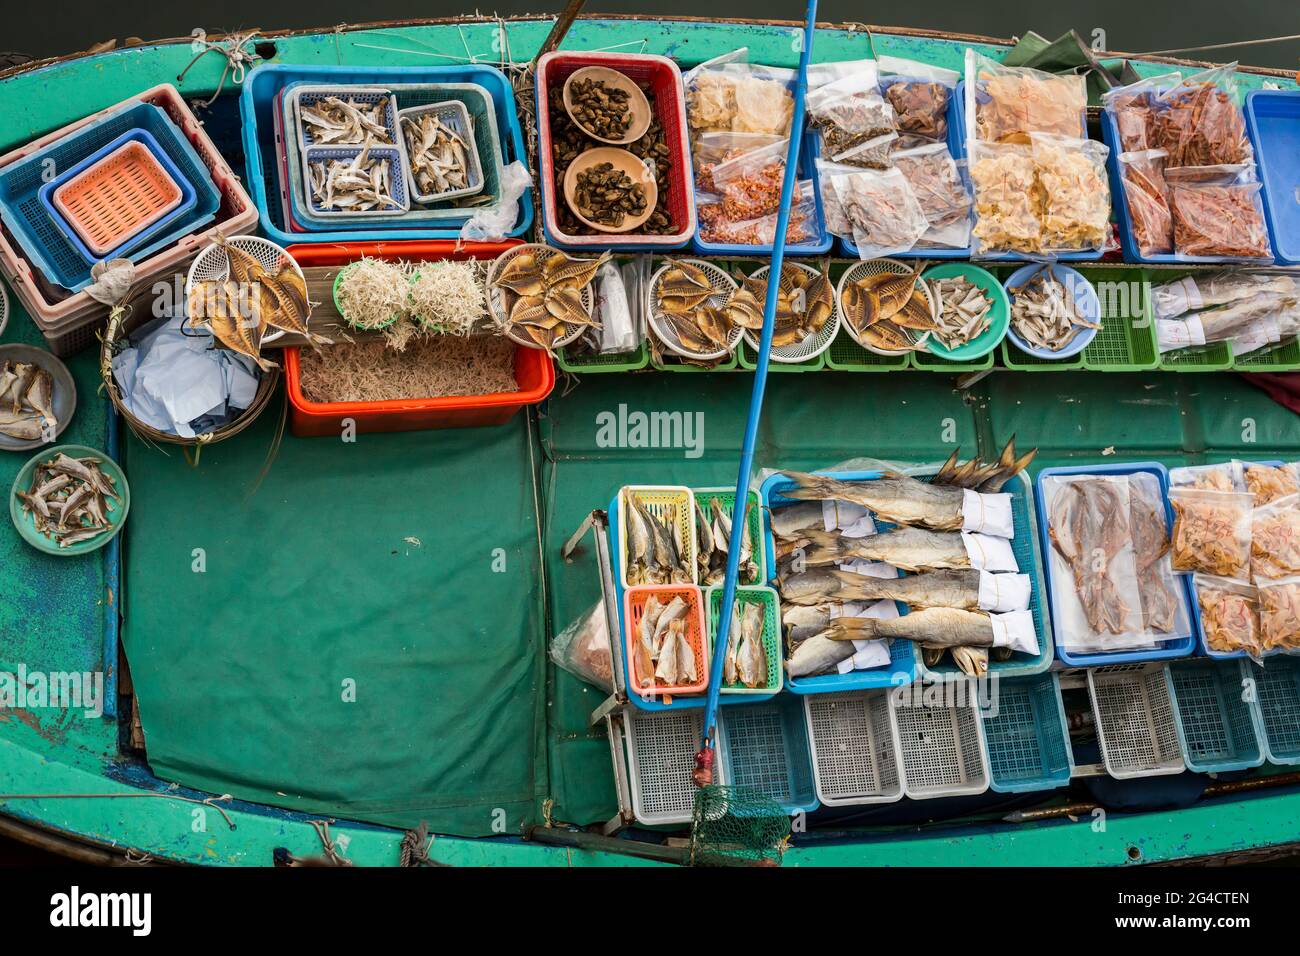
xmin=891 ymin=141 xmax=972 ymax=249
xmin=1258 ymin=576 xmax=1300 ymax=651
xmin=549 ymin=600 xmax=615 ymax=692
xmin=691 ymin=131 xmax=785 ymax=192
xmin=829 ymin=165 xmax=930 ymax=259
xmin=1169 ymin=487 xmax=1254 ymax=579
xmin=709 ymin=137 xmax=791 ymax=221
xmin=806 ymin=73 xmax=897 ymax=160
xmin=1153 ymin=64 xmax=1253 ymax=168
xmin=877 ymin=55 xmax=959 ymax=144
xmin=1170 ymin=461 xmax=1246 ymax=493
xmin=697 ymin=181 xmax=818 ymax=246
xmin=1102 ymin=73 xmax=1182 ymax=153
xmin=814 ymin=158 xmax=856 ymax=239
xmin=1118 ymin=149 xmax=1174 ymax=257
xmin=1193 ymin=574 xmax=1263 ymax=657
xmin=1244 ymin=462 xmax=1300 ymax=504
xmin=1032 ymin=134 xmax=1112 ymax=254
xmin=1250 ymin=493 xmax=1300 ymax=581
xmin=1165 ymin=165 xmax=1272 ymax=261
xmin=684 ymin=49 xmax=795 ymax=137
xmin=965 ymin=49 xmax=1087 ymax=143
xmin=969 ymin=140 xmax=1040 ymax=256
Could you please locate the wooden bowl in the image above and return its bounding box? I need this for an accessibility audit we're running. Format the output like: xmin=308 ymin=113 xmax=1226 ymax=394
xmin=562 ymin=66 xmax=652 ymax=145
xmin=562 ymin=147 xmax=659 ymax=234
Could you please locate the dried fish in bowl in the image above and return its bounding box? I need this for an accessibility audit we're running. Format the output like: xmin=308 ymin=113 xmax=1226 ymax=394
xmin=401 ymin=111 xmax=474 ymax=199
xmin=307 ymin=141 xmax=402 ymax=212
xmin=928 ymin=275 xmax=993 ymax=350
xmin=16 ymin=452 xmax=121 ymax=549
xmin=651 ymin=260 xmax=744 ymax=356
xmin=1008 ymin=267 xmax=1100 ymax=353
xmin=739 ymin=263 xmax=834 ymax=349
xmin=1169 ymin=487 xmax=1253 ymax=579
xmin=838 ymin=263 xmax=932 ymax=354
xmin=0 ymin=361 xmax=57 ymax=440
xmin=489 ymin=247 xmax=606 ymax=351
xmin=300 ymin=94 xmax=395 ymax=145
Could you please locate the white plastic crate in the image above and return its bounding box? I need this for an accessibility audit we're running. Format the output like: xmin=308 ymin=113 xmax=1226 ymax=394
xmin=1088 ymin=664 xmax=1185 ymax=779
xmin=804 ymin=690 xmax=903 ymax=806
xmin=624 ymin=707 xmax=712 ymax=826
xmin=891 ymin=688 xmax=990 ymax=799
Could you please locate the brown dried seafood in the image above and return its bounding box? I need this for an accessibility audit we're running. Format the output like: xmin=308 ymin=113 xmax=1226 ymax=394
xmin=839 ymin=265 xmax=932 ymax=353
xmin=401 ymin=112 xmax=472 ymax=198
xmin=16 ymin=452 xmax=121 ymax=548
xmin=736 ymin=263 xmax=833 ymax=349
xmin=491 ymin=248 xmax=605 ymax=350
xmin=1049 ymin=478 xmax=1133 ymax=635
xmin=0 ymin=361 xmax=56 ymax=441
xmin=1170 ymin=489 xmax=1252 ymax=579
xmin=572 ymin=162 xmax=648 ymax=228
xmin=653 ymin=260 xmax=743 ymax=356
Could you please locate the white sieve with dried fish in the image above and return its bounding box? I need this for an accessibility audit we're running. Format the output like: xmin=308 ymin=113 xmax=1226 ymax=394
xmin=927 ymin=274 xmax=995 ymax=349
xmin=648 ymin=258 xmax=747 ymax=361
xmin=487 ymin=244 xmax=603 ymax=351
xmin=306 ymin=140 xmax=408 ymax=216
xmin=836 ymin=259 xmax=935 ymax=356
xmin=399 ymin=101 xmax=483 ymax=203
xmin=296 ymin=89 xmax=398 ymax=146
xmin=1007 ymin=266 xmax=1100 ymax=353
xmin=740 ymin=262 xmax=840 ymax=363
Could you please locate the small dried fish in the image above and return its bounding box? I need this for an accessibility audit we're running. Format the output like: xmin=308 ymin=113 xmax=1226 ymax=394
xmin=301 ymin=95 xmax=394 ymax=145
xmin=402 ymin=112 xmax=473 ymax=198
xmin=17 ymin=453 xmax=120 ymax=548
xmin=928 ymin=275 xmax=993 ymax=349
xmin=1008 ymin=266 xmax=1100 ymax=352
xmin=308 ymin=139 xmax=400 ymax=212
xmin=0 ymin=361 xmax=57 ymax=439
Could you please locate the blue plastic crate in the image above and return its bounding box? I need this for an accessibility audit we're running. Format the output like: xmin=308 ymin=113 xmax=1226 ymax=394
xmin=951 ymin=80 xmax=1104 ymax=263
xmin=689 ymin=130 xmax=832 ymax=257
xmin=716 ymin=694 xmax=819 ymax=815
xmin=0 ymin=102 xmax=219 ymax=293
xmin=240 ymin=63 xmax=532 ymax=245
xmin=840 ymin=77 xmax=969 ymax=260
xmin=1035 ymin=462 xmax=1197 ymax=666
xmin=758 ymin=469 xmax=918 ymax=694
xmin=1244 ymin=90 xmax=1300 ymax=267
xmin=37 ymin=129 xmax=198 ymax=265
xmin=1101 ymin=102 xmax=1274 ymax=265
xmin=606 ymin=492 xmax=773 ymax=712
xmin=300 ymin=144 xmax=409 ymax=217
xmin=981 ymin=672 xmax=1073 ymax=792
xmin=1166 ymin=658 xmax=1265 ymax=773
xmin=1255 ymin=656 xmax=1300 ymax=765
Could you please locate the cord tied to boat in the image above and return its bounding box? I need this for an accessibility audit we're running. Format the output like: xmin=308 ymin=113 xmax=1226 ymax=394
xmin=177 ymin=29 xmax=264 ymax=107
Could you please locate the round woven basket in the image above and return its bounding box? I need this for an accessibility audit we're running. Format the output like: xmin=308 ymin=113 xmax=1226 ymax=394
xmin=99 ymin=297 xmax=280 ymax=448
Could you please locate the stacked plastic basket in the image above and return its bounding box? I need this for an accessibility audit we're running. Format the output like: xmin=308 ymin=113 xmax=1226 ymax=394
xmin=0 ymin=84 xmax=257 ymax=355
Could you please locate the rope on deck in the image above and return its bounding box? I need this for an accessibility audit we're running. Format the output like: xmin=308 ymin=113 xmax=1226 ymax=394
xmin=176 ymin=30 xmax=263 ymax=107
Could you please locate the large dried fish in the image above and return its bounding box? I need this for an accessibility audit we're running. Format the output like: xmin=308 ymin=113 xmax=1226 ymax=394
xmin=489 ymin=248 xmax=605 ymax=352
xmin=0 ymin=361 xmax=57 ymax=439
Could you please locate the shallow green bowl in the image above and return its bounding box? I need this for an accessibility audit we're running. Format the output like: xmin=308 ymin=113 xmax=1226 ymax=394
xmin=920 ymin=262 xmax=1010 ymax=362
xmin=10 ymin=444 xmax=130 ymax=556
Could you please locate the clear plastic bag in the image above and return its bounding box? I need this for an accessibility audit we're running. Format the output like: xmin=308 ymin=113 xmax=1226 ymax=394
xmin=806 ymin=73 xmax=896 ymax=159
xmin=1258 ymin=576 xmax=1300 ymax=651
xmin=878 ymin=56 xmax=958 ymax=143
xmin=806 ymin=59 xmax=879 ymax=93
xmin=830 ymin=166 xmax=930 ymax=259
xmin=966 ymin=49 xmax=1087 ymax=142
xmin=1129 ymin=472 xmax=1188 ymax=636
xmin=1194 ymin=574 xmax=1262 ymax=656
xmin=828 ymin=131 xmax=898 ymax=170
xmin=1154 ymin=64 xmax=1252 ymax=168
xmin=710 ymin=137 xmax=790 ymax=221
xmin=460 ymin=161 xmax=532 ymax=242
xmin=692 ymin=131 xmax=785 ymax=192
xmin=814 ymin=158 xmax=856 ymax=239
xmin=593 ymin=260 xmax=636 ymax=354
xmin=1244 ymin=462 xmax=1300 ymax=504
xmin=549 ymin=600 xmax=615 ymax=692
xmin=1169 ymin=487 xmax=1253 ymax=579
xmin=892 ymin=141 xmax=972 ymax=248
xmin=685 ymin=49 xmax=795 ymax=137
xmin=1032 ymin=134 xmax=1112 ymax=254
xmin=1153 ymin=271 xmax=1299 ymax=319
xmin=619 ymin=254 xmax=652 ymax=344
xmin=1102 ymin=73 xmax=1182 ymax=153
xmin=1250 ymin=493 xmax=1300 ymax=581
xmin=1165 ymin=166 xmax=1272 ymax=260
xmin=1118 ymin=149 xmax=1173 ymax=256
xmin=969 ymin=140 xmax=1040 ymax=256
xmin=697 ymin=180 xmax=817 ymax=246
xmin=1171 ymin=461 xmax=1247 ymax=492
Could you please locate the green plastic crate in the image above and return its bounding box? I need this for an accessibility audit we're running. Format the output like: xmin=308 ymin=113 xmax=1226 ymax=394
xmin=1232 ymin=338 xmax=1300 ymax=372
xmin=1153 ymin=268 xmax=1235 ymax=372
xmin=650 ymin=348 xmax=740 ymax=372
xmin=737 ymin=339 xmax=825 ymax=372
xmin=910 ymin=349 xmax=995 ymax=372
xmin=557 ymin=341 xmax=649 ymax=373
xmin=1080 ymin=268 xmax=1160 ymax=371
xmin=705 ymin=585 xmax=782 ymax=694
xmin=823 ymin=328 xmax=909 ymax=371
xmin=1001 ymin=340 xmax=1087 ymax=371
xmin=691 ymin=486 xmax=766 ymax=586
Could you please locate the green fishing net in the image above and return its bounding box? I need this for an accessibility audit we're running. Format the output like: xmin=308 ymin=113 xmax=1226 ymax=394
xmin=689 ymin=785 xmax=791 ymax=867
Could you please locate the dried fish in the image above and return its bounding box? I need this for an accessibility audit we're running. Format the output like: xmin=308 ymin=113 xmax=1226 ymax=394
xmin=928 ymin=275 xmax=993 ymax=349
xmin=301 ymin=95 xmax=394 ymax=146
xmin=489 ymin=248 xmax=605 ymax=351
xmin=1008 ymin=267 xmax=1100 ymax=352
xmin=838 ymin=265 xmax=931 ymax=353
xmin=0 ymin=361 xmax=58 ymax=439
xmin=401 ymin=112 xmax=473 ymax=198
xmin=625 ymin=494 xmax=692 ymax=586
xmin=16 ymin=453 xmax=120 ymax=548
xmin=699 ymin=496 xmax=759 ymax=586
xmin=308 ymin=139 xmax=401 ymax=212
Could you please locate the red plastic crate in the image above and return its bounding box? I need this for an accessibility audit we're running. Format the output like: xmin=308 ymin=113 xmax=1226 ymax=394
xmin=535 ymin=51 xmax=696 ymax=248
xmin=283 ymin=240 xmax=555 ymax=435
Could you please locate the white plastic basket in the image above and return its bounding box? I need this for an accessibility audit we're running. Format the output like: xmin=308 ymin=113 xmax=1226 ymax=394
xmin=185 ymin=236 xmax=307 ymax=346
xmin=804 ymin=690 xmax=903 ymax=806
xmin=624 ymin=707 xmax=712 ymax=826
xmin=647 ymin=258 xmax=741 ymax=361
xmin=486 ymin=243 xmax=594 ymax=351
xmin=741 ymin=262 xmax=841 ymax=364
xmin=616 ymin=485 xmax=697 ymax=589
xmin=1088 ymin=664 xmax=1186 ymax=779
xmin=397 ymin=100 xmax=485 ymax=205
xmin=891 ymin=687 xmax=990 ymax=799
xmin=834 ymin=258 xmax=933 ymax=357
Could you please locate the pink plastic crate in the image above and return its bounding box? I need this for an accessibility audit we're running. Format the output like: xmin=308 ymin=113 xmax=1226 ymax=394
xmin=0 ymin=84 xmax=258 ymax=355
xmin=536 ymin=51 xmax=696 ymax=248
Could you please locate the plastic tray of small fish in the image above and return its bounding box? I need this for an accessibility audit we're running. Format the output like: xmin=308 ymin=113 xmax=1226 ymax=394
xmin=616 ymin=485 xmax=697 ymax=589
xmin=398 ymin=100 xmax=484 ymax=205
xmin=302 ymin=145 xmax=410 ymax=218
xmin=292 ymin=86 xmax=402 ymax=153
xmin=803 ymin=689 xmax=903 ymax=806
xmin=1166 ymin=658 xmax=1265 ymax=774
xmin=624 ymin=584 xmax=709 ymax=698
xmin=1088 ymin=664 xmax=1186 ymax=779
xmin=706 ymin=585 xmax=781 ymax=695
xmin=891 ymin=690 xmax=990 ymax=799
xmin=717 ymin=694 xmax=818 ymax=815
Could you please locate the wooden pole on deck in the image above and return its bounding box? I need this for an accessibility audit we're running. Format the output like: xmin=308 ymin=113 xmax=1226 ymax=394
xmin=532 ymin=0 xmax=588 ymax=65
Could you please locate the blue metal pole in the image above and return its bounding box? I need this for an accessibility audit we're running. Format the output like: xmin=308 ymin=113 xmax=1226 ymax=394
xmin=695 ymin=0 xmax=818 ymax=784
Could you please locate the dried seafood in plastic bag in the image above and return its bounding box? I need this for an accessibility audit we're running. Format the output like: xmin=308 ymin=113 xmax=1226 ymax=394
xmin=1245 ymin=462 xmax=1300 ymax=505
xmin=1119 ymin=149 xmax=1173 ymax=256
xmin=970 ymin=141 xmax=1040 ymax=254
xmin=1154 ymin=66 xmax=1252 ymax=168
xmin=1166 ymin=169 xmax=1271 ymax=260
xmin=1258 ymin=577 xmax=1300 ymax=651
xmin=829 ymin=131 xmax=898 ymax=170
xmin=1194 ymin=575 xmax=1262 ymax=655
xmin=807 ymin=73 xmax=896 ymax=159
xmin=1033 ymin=135 xmax=1112 ymax=253
xmin=710 ymin=138 xmax=791 ymax=221
xmin=1170 ymin=461 xmax=1245 ymax=493
xmin=691 ymin=131 xmax=784 ymax=192
xmin=1153 ymin=271 xmax=1297 ymax=319
xmin=892 ymin=142 xmax=971 ymax=248
xmin=884 ymin=80 xmax=950 ymax=141
xmin=697 ymin=181 xmax=816 ymax=246
xmin=1169 ymin=487 xmax=1253 ymax=578
xmin=829 ymin=165 xmax=930 ymax=259
xmin=1103 ymin=76 xmax=1182 ymax=153
xmin=685 ymin=51 xmax=794 ymax=136
xmin=967 ymin=50 xmax=1087 ymax=142
xmin=1250 ymin=494 xmax=1300 ymax=581
xmin=549 ymin=600 xmax=614 ymax=692
xmin=1129 ymin=473 xmax=1183 ymax=633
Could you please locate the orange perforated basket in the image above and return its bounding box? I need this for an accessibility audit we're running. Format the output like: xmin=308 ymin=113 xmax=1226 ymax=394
xmin=52 ymin=140 xmax=184 ymax=257
xmin=624 ymin=584 xmax=709 ymax=698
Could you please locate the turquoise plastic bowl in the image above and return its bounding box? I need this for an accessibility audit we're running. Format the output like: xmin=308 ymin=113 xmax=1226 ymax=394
xmin=921 ymin=262 xmax=1010 ymax=361
xmin=1003 ymin=263 xmax=1101 ymax=360
xmin=10 ymin=444 xmax=130 ymax=556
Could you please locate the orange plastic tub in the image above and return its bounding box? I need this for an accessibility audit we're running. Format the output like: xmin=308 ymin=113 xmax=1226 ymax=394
xmin=283 ymin=240 xmax=556 ymax=436
xmin=623 ymin=584 xmax=709 ymax=698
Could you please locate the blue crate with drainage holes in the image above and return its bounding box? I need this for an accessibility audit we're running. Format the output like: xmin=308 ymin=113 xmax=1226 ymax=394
xmin=1245 ymin=90 xmax=1300 ymax=266
xmin=0 ymin=102 xmax=219 ymax=293
xmin=1254 ymin=656 xmax=1300 ymax=765
xmin=759 ymin=469 xmax=918 ymax=694
xmin=980 ymin=672 xmax=1073 ymax=792
xmin=606 ymin=491 xmax=773 ymax=712
xmin=716 ymin=694 xmax=818 ymax=815
xmin=1035 ymin=461 xmax=1197 ymax=666
xmin=1166 ymin=658 xmax=1265 ymax=773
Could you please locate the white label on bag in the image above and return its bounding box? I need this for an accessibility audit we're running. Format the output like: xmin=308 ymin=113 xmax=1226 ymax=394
xmin=979 ymin=571 xmax=1032 ymax=612
xmin=1156 ymin=316 xmax=1206 ymax=353
xmin=962 ymin=533 xmax=1019 ymax=572
xmin=990 ymin=609 xmax=1039 ymax=654
xmin=1155 ymin=275 xmax=1203 ymax=319
xmin=961 ymin=489 xmax=1014 ymax=538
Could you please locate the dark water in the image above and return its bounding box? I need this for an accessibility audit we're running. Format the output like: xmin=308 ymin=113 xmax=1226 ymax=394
xmin=7 ymin=1 xmax=1300 ymax=70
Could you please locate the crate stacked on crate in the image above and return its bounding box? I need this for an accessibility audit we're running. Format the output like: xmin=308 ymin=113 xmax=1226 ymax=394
xmin=0 ymin=84 xmax=256 ymax=355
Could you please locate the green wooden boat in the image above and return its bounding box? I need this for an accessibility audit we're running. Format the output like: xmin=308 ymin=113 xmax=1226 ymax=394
xmin=1 ymin=15 xmax=1299 ymax=867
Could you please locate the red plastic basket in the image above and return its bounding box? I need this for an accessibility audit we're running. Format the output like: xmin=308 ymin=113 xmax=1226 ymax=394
xmin=535 ymin=51 xmax=696 ymax=248
xmin=623 ymin=584 xmax=709 ymax=698
xmin=52 ymin=140 xmax=184 ymax=257
xmin=283 ymin=240 xmax=556 ymax=435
